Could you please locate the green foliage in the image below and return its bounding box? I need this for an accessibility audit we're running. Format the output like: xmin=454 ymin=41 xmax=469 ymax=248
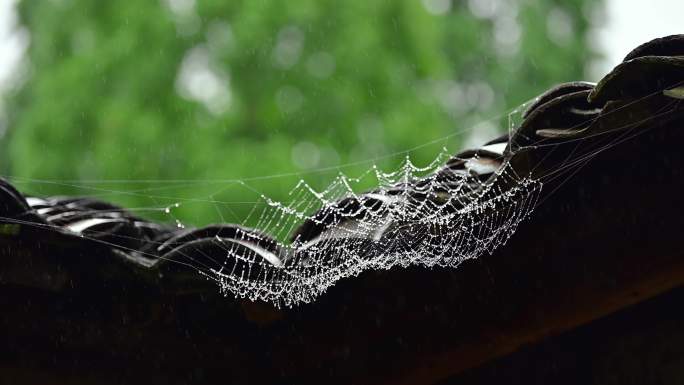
xmin=1 ymin=0 xmax=596 ymax=226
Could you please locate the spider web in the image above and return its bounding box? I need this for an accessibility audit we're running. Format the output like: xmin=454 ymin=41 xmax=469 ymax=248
xmin=191 ymin=147 xmax=543 ymax=306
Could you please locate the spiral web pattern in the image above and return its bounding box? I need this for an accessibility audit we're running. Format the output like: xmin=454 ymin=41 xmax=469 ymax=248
xmin=197 ymin=150 xmax=542 ymax=307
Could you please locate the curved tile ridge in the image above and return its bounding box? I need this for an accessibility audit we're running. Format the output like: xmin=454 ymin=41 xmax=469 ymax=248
xmin=509 ymin=88 xmax=601 ymax=152
xmin=623 ymin=34 xmax=684 ymax=62
xmin=589 ymin=56 xmax=684 ymax=105
xmin=503 ymin=34 xmax=684 ymax=182
xmin=590 ymin=34 xmax=684 ymax=105
xmin=522 ymin=81 xmax=596 ymax=119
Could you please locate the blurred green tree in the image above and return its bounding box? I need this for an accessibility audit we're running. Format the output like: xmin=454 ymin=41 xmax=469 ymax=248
xmin=0 ymin=0 xmax=597 ymax=226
